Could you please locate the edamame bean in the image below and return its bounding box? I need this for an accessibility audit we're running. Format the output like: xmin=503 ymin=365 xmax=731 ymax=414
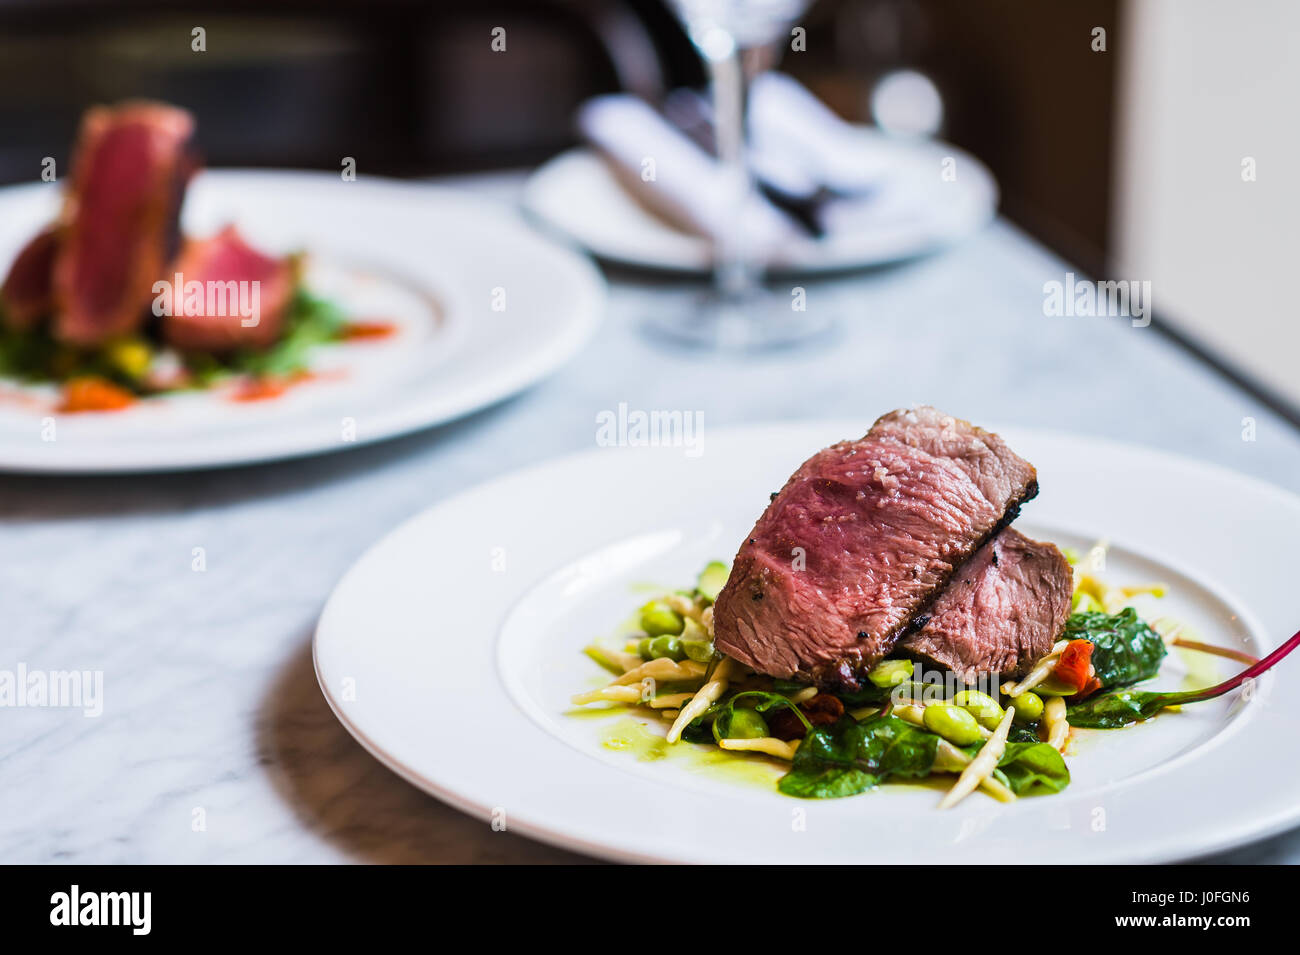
xmin=1008 ymin=690 xmax=1044 ymax=723
xmin=953 ymin=689 xmax=1005 ymax=730
xmin=639 ymin=600 xmax=685 ymax=637
xmin=648 ymin=635 xmax=686 ymax=661
xmin=681 ymin=639 xmax=715 ymax=663
xmin=922 ymin=703 xmax=983 ymax=746
xmin=867 ymin=659 xmax=914 ymax=688
xmin=719 ymin=708 xmax=768 ymax=739
xmin=696 ymin=561 xmax=730 ymax=603
xmin=636 ymin=637 xmax=653 ymax=659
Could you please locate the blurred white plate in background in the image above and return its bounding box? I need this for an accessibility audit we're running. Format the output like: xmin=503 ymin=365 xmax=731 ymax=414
xmin=0 ymin=170 xmax=605 ymax=473
xmin=523 ymin=141 xmax=997 ymax=274
xmin=315 ymin=421 xmax=1300 ymax=864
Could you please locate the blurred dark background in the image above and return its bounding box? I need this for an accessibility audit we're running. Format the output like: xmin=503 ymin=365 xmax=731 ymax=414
xmin=0 ymin=0 xmax=1117 ymax=274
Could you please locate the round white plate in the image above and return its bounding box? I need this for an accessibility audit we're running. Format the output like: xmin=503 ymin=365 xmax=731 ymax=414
xmin=522 ymin=145 xmax=997 ymax=274
xmin=0 ymin=170 xmax=605 ymax=473
xmin=314 ymin=421 xmax=1300 ymax=864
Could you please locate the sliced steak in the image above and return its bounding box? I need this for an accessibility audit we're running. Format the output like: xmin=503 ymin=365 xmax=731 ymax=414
xmin=712 ymin=407 xmax=1038 ymax=689
xmin=1 ymin=227 xmax=59 ymax=330
xmin=870 ymin=407 xmax=1038 ymax=512
xmin=52 ymin=101 xmax=196 ymax=345
xmin=161 ymin=226 xmax=296 ymax=352
xmin=900 ymin=528 xmax=1071 ymax=682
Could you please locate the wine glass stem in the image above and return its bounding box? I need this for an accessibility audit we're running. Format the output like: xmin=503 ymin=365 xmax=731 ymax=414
xmin=703 ymin=46 xmax=759 ymax=302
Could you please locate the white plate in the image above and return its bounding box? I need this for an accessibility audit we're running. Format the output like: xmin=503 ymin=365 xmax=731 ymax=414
xmin=523 ymin=145 xmax=998 ymax=274
xmin=0 ymin=170 xmax=605 ymax=473
xmin=314 ymin=421 xmax=1300 ymax=864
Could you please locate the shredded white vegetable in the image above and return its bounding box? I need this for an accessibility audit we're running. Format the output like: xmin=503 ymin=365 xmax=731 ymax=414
xmin=666 ymin=657 xmax=736 ymax=743
xmin=933 ymin=739 xmax=1016 ymax=802
xmin=1001 ymin=640 xmax=1070 ymax=696
xmin=1073 ymin=539 xmax=1109 ymax=587
xmin=612 ymin=657 xmax=706 ymax=686
xmin=570 ymin=685 xmax=645 ymax=706
xmin=938 ymin=708 xmax=1015 ymax=809
xmin=646 ymin=692 xmax=695 ymax=709
xmin=717 ymin=737 xmax=799 ymax=760
xmin=1045 ymin=695 xmax=1070 ymax=751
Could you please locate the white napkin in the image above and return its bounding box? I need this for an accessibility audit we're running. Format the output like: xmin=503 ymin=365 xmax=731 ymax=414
xmin=748 ymin=72 xmax=897 ymax=198
xmin=577 ymin=74 xmax=913 ymax=245
xmin=577 ymin=93 xmax=800 ymax=252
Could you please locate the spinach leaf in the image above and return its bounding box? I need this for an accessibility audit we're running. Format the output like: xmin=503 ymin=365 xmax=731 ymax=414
xmin=1068 ymin=628 xmax=1300 ymax=728
xmin=1007 ymin=724 xmax=1043 ymax=744
xmin=779 ymin=723 xmax=878 ymax=798
xmin=778 ymin=714 xmax=939 ymax=799
xmin=994 ymin=742 xmax=1070 ymax=794
xmin=779 ymin=714 xmax=1070 ymax=799
xmin=679 ymin=717 xmax=717 ymax=744
xmin=1066 ymin=689 xmax=1187 ymax=728
xmin=847 ymin=715 xmax=941 ymax=779
xmin=1063 ymin=607 xmax=1166 ymax=689
xmin=779 ymin=765 xmax=876 ymax=798
xmin=831 ymin=683 xmax=892 ymax=707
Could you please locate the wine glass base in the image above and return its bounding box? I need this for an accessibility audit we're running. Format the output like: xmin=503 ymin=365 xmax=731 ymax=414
xmin=645 ymin=288 xmax=834 ymax=351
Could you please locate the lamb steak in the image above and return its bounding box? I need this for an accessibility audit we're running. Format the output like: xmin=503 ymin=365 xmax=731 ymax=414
xmin=161 ymin=226 xmax=296 ymax=352
xmin=0 ymin=227 xmax=59 ymax=330
xmin=712 ymin=407 xmax=1040 ymax=689
xmin=900 ymin=527 xmax=1072 ymax=682
xmin=52 ymin=101 xmax=196 ymax=345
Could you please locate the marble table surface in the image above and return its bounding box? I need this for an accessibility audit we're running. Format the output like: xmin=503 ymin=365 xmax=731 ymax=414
xmin=2 ymin=172 xmax=1296 ymax=865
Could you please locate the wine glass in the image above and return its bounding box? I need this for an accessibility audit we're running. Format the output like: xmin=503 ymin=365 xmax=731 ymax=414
xmin=657 ymin=0 xmax=827 ymax=350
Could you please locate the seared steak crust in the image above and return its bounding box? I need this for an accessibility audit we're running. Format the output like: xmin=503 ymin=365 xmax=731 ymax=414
xmin=712 ymin=407 xmax=1039 ymax=689
xmin=52 ymin=102 xmax=196 ymax=345
xmin=900 ymin=528 xmax=1072 ymax=682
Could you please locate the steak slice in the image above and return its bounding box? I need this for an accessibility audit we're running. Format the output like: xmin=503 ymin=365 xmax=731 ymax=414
xmin=161 ymin=226 xmax=296 ymax=352
xmin=1 ymin=227 xmax=59 ymax=331
xmin=52 ymin=101 xmax=196 ymax=345
xmin=900 ymin=528 xmax=1072 ymax=682
xmin=869 ymin=407 xmax=1038 ymax=512
xmin=712 ymin=407 xmax=1038 ymax=689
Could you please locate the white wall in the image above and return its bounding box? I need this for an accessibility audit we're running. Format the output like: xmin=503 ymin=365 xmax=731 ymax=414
xmin=1113 ymin=0 xmax=1298 ymax=407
